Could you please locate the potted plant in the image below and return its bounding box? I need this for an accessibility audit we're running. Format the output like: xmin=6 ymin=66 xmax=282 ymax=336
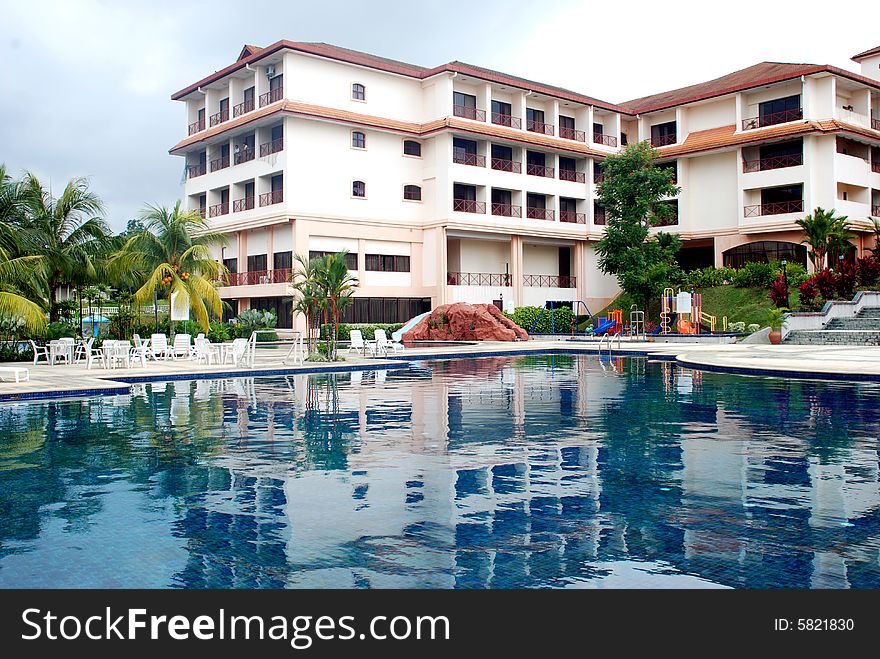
xmin=765 ymin=307 xmax=788 ymax=345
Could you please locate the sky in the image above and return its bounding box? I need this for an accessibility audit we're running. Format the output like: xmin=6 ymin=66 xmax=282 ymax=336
xmin=1 ymin=0 xmax=877 ymax=230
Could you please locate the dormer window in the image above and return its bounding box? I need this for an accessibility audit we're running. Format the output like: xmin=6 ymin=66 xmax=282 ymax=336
xmin=352 ymin=83 xmax=366 ymax=101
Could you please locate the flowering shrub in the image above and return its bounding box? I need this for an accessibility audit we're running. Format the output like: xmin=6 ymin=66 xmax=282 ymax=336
xmin=769 ymin=274 xmax=789 ymax=308
xmin=837 ymin=261 xmax=857 ymax=299
xmin=856 ymin=256 xmax=880 ymax=288
xmin=813 ymin=269 xmax=839 ymax=300
xmin=798 ymin=278 xmax=821 ymax=311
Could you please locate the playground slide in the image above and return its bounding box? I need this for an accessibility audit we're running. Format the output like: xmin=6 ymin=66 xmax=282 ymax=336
xmin=591 ymin=317 xmax=617 ymax=335
xmin=392 ymin=311 xmax=431 ymax=342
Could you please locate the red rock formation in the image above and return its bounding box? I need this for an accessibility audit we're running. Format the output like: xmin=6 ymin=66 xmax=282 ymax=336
xmin=402 ymin=303 xmax=529 ymax=342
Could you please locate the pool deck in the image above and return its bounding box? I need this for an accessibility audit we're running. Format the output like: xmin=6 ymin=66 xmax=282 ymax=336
xmin=2 ymin=339 xmax=880 ymax=400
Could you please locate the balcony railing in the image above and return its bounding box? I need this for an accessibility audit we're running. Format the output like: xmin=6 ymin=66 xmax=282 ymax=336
xmin=232 ymin=197 xmax=255 ymax=213
xmin=491 ymin=203 xmax=521 ymax=217
xmin=208 ymin=202 xmax=229 ymax=218
xmin=187 ymin=163 xmax=207 ymax=178
xmin=491 ymin=157 xmax=521 ymax=173
xmin=198 ymin=208 xmax=206 ymax=219
xmin=523 ymin=274 xmax=576 ymax=288
xmin=447 ymin=272 xmax=510 ymax=286
xmin=453 ymin=199 xmax=485 ymax=214
xmin=526 ymin=207 xmax=554 ymax=220
xmin=259 ymin=190 xmax=283 ymax=206
xmin=744 ymin=200 xmax=804 ymax=217
xmin=593 ymin=171 xmax=604 ymax=184
xmin=491 ymin=112 xmax=521 ymax=129
xmin=872 ymin=161 xmax=880 ymax=174
xmin=742 ymin=108 xmax=803 ymax=131
xmin=651 ymin=133 xmax=677 ymax=147
xmin=873 ymin=116 xmax=880 ymax=131
xmin=743 ymin=153 xmax=803 ymax=173
xmin=224 ymin=269 xmax=292 ymax=286
xmin=259 ymin=137 xmax=283 ymax=156
xmin=452 ymin=152 xmax=485 ymax=167
xmin=873 ymin=204 xmax=880 ymax=216
xmin=209 ymin=155 xmax=230 ymax=172
xmin=233 ymin=98 xmax=255 ymax=118
xmin=259 ymin=87 xmax=283 ymax=107
xmin=593 ymin=133 xmax=617 ymax=147
xmin=559 ymin=169 xmax=585 ymax=183
xmin=209 ymin=109 xmax=229 ymax=127
xmin=559 ymin=126 xmax=586 ymax=142
xmin=594 ymin=208 xmax=606 ymax=225
xmin=560 ymin=211 xmax=586 ymax=224
xmin=526 ymin=163 xmax=554 ymax=178
xmin=234 ymin=147 xmax=256 ymax=165
xmin=453 ymin=105 xmax=486 ymax=121
xmin=526 ymin=119 xmax=554 ymax=135
xmin=188 ymin=118 xmax=205 ymax=135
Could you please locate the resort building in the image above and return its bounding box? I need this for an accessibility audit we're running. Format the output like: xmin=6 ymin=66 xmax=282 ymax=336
xmin=170 ymin=42 xmax=880 ymax=328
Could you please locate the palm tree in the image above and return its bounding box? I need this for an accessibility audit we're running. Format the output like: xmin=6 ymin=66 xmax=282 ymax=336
xmin=110 ymin=202 xmax=227 ymax=332
xmin=795 ymin=207 xmax=853 ymax=270
xmin=290 ymin=253 xmax=323 ymax=354
xmin=314 ymin=252 xmax=358 ymax=361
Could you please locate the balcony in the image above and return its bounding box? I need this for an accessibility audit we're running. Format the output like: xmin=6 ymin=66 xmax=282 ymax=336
xmin=233 ymin=99 xmax=255 ymax=118
xmin=209 ymin=155 xmax=230 ymax=172
xmin=594 ymin=208 xmax=606 ymax=225
xmin=234 ymin=147 xmax=256 ymax=165
xmin=232 ymin=197 xmax=255 ymax=213
xmin=259 ymin=137 xmax=283 ymax=156
xmin=742 ymin=108 xmax=803 ymax=131
xmin=208 ymin=202 xmax=229 ymax=218
xmin=872 ymin=161 xmax=880 ymax=174
xmin=225 ymin=269 xmax=291 ymax=286
xmin=560 ymin=211 xmax=586 ymax=224
xmin=593 ymin=171 xmax=604 ymax=184
xmin=559 ymin=126 xmax=586 ymax=142
xmin=526 ymin=163 xmax=554 ymax=178
xmin=651 ymin=133 xmax=677 ymax=147
xmin=491 ymin=158 xmax=521 ymax=173
xmin=187 ymin=118 xmax=205 ymax=136
xmin=187 ymin=163 xmax=207 ymax=179
xmin=873 ymin=115 xmax=880 ymax=131
xmin=452 ymin=152 xmax=485 ymax=167
xmin=873 ymin=205 xmax=880 ymax=216
xmin=209 ymin=109 xmax=229 ymax=127
xmin=593 ymin=133 xmax=618 ymax=147
xmin=743 ymin=154 xmax=803 ymax=173
xmin=259 ymin=87 xmax=283 ymax=107
xmin=259 ymin=190 xmax=283 ymax=206
xmin=526 ymin=119 xmax=554 ymax=135
xmin=744 ymin=200 xmax=804 ymax=217
xmin=453 ymin=105 xmax=486 ymax=121
xmin=526 ymin=207 xmax=554 ymax=220
xmin=491 ymin=203 xmax=521 ymax=217
xmin=447 ymin=272 xmax=510 ymax=286
xmin=453 ymin=199 xmax=485 ymax=214
xmin=523 ymin=274 xmax=575 ymax=288
xmin=491 ymin=112 xmax=521 ymax=129
xmin=559 ymin=169 xmax=585 ymax=183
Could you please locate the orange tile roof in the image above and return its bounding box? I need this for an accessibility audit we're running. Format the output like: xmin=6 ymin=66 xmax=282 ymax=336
xmin=852 ymin=46 xmax=880 ymax=61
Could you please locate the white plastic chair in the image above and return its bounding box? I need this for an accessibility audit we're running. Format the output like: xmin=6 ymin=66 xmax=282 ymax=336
xmin=171 ymin=334 xmax=193 ymax=360
xmin=75 ymin=337 xmax=94 ymax=363
xmin=348 ymin=329 xmax=374 ymax=356
xmin=85 ymin=340 xmax=105 ymax=370
xmin=226 ymin=338 xmax=250 ymax=366
xmin=194 ymin=337 xmax=220 ymax=365
xmin=374 ymin=329 xmax=404 ymax=356
xmin=150 ymin=334 xmax=170 ymax=360
xmin=29 ymin=340 xmax=50 ymax=365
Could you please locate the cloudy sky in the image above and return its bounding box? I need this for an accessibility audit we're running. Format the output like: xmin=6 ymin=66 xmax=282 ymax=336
xmin=1 ymin=0 xmax=876 ymax=230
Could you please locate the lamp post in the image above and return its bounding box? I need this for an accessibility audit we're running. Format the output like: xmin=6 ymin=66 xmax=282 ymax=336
xmin=781 ymin=259 xmax=789 ymax=308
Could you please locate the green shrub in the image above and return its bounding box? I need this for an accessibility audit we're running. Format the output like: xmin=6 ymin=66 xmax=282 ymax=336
xmin=207 ymin=321 xmax=231 ymax=342
xmin=506 ymin=306 xmax=575 ymax=334
xmin=0 ymin=343 xmax=33 ymax=362
xmin=677 ymin=267 xmax=735 ymax=289
xmin=732 ymin=262 xmax=775 ymax=288
xmin=46 ymin=321 xmax=78 ymax=340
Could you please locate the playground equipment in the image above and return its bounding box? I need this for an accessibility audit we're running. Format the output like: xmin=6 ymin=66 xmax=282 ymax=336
xmin=591 ymin=308 xmax=622 ymax=336
xmin=629 ymin=304 xmax=646 ymax=340
xmin=660 ymin=288 xmax=722 ymax=335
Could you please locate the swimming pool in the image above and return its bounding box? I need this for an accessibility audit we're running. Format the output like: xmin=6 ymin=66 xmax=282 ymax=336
xmin=1 ymin=354 xmax=879 ymax=589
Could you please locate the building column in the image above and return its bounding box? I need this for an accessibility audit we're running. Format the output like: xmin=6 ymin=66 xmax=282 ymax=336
xmin=510 ymin=235 xmax=524 ymax=307
xmin=238 ymin=231 xmax=248 ymax=274
xmin=574 ymin=241 xmax=588 ymax=303
xmin=266 ymin=227 xmax=275 ymax=277
xmin=357 ymin=238 xmax=366 ymax=288
xmin=436 ymin=227 xmax=448 ymax=307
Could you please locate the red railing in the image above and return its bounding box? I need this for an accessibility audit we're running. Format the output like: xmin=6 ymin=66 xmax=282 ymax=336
xmin=744 ymin=200 xmax=804 ymax=217
xmin=187 ymin=163 xmax=206 ymax=178
xmin=234 ymin=147 xmax=256 ymax=165
xmin=526 ymin=163 xmax=554 ymax=178
xmin=453 ymin=105 xmax=486 ymax=121
xmin=259 ymin=87 xmax=283 ymax=107
xmin=232 ymin=197 xmax=255 ymax=213
xmin=491 ymin=112 xmax=521 ymax=129
xmin=593 ymin=133 xmax=618 ymax=147
xmin=559 ymin=126 xmax=586 ymax=142
xmin=873 ymin=116 xmax=880 ymax=131
xmin=233 ymin=98 xmax=255 ymax=118
xmin=453 ymin=199 xmax=485 ymax=214
xmin=491 ymin=203 xmax=521 ymax=217
xmin=743 ymin=153 xmax=803 ymax=173
xmin=491 ymin=158 xmax=521 ymax=173
xmin=260 ymin=137 xmax=283 ymax=156
xmin=559 ymin=169 xmax=585 ymax=183
xmin=651 ymin=133 xmax=677 ymax=147
xmin=452 ymin=152 xmax=485 ymax=167
xmin=208 ymin=202 xmax=229 ymax=218
xmin=742 ymin=108 xmax=803 ymax=130
xmin=447 ymin=272 xmax=510 ymax=286
xmin=188 ymin=118 xmax=205 ymax=135
xmin=594 ymin=208 xmax=606 ymax=225
xmin=209 ymin=109 xmax=229 ymax=127
xmin=526 ymin=119 xmax=554 ymax=135
xmin=224 ymin=269 xmax=290 ymax=286
xmin=260 ymin=190 xmax=283 ymax=206
xmin=873 ymin=205 xmax=880 ymax=217
xmin=526 ymin=207 xmax=554 ymax=220
xmin=560 ymin=211 xmax=586 ymax=224
xmin=872 ymin=161 xmax=880 ymax=173
xmin=593 ymin=171 xmax=604 ymax=184
xmin=523 ymin=274 xmax=575 ymax=288
xmin=209 ymin=155 xmax=230 ymax=172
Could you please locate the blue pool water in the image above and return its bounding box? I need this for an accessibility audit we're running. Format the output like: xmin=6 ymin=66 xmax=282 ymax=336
xmin=2 ymin=354 xmax=880 ymax=589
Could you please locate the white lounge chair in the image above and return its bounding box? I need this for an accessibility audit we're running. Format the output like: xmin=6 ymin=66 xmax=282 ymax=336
xmin=373 ymin=329 xmax=404 ymax=357
xmin=0 ymin=366 xmax=29 ymax=383
xmin=150 ymin=334 xmax=171 ymax=360
xmin=348 ymin=329 xmax=374 ymax=356
xmin=171 ymin=334 xmax=193 ymax=360
xmin=129 ymin=338 xmax=150 ymax=367
xmin=29 ymin=340 xmax=50 ymax=365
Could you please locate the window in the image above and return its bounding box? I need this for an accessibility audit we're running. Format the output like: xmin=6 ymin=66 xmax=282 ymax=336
xmin=559 ymin=156 xmax=576 ymax=173
xmin=247 ymin=254 xmax=267 ymax=272
xmin=621 ymin=132 xmax=628 ymax=146
xmin=403 ymin=140 xmax=422 ymax=157
xmin=222 ymin=257 xmax=237 ymax=273
xmin=453 ymin=91 xmax=476 ymax=109
xmin=560 ymin=197 xmax=577 ymax=213
xmin=403 ymin=185 xmax=422 ymax=201
xmin=527 ymin=193 xmax=545 ymax=209
xmin=352 ymin=180 xmax=366 ymax=197
xmin=759 ymin=95 xmax=800 ymax=125
xmin=527 ymin=108 xmax=545 ymax=124
xmin=366 ymin=254 xmax=411 ymax=272
xmin=593 ymin=122 xmax=604 ymax=136
xmin=274 ymin=251 xmax=292 ymax=270
xmin=559 ymin=115 xmax=575 ymax=130
xmin=352 ymin=83 xmax=366 ymax=101
xmin=309 ymin=251 xmax=358 ymax=270
xmin=453 ymin=183 xmax=476 ymax=201
xmin=352 ymin=131 xmax=366 ymax=149
xmin=651 ymin=121 xmax=677 ymax=146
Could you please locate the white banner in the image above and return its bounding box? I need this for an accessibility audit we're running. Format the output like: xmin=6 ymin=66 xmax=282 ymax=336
xmin=170 ymin=290 xmax=190 ymax=321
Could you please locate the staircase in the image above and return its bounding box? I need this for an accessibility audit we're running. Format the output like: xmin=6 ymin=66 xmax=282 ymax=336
xmin=784 ymin=308 xmax=880 ymax=345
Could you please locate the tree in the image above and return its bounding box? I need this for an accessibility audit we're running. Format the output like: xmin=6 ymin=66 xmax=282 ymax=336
xmin=291 ymin=253 xmax=323 ymax=355
xmin=795 ymin=207 xmax=854 ymax=271
xmin=110 ymin=202 xmax=227 ymax=332
xmin=315 ymin=252 xmax=358 ymax=361
xmin=594 ymin=142 xmax=682 ymax=317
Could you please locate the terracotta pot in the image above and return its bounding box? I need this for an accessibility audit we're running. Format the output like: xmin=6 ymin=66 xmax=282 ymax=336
xmin=768 ymin=329 xmax=782 ymax=345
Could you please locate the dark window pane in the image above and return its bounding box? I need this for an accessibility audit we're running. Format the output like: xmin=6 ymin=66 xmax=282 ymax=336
xmin=403 ymin=140 xmax=421 ymax=156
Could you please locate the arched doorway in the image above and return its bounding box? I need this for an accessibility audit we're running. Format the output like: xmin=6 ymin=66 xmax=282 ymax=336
xmin=722 ymin=241 xmax=807 ymax=268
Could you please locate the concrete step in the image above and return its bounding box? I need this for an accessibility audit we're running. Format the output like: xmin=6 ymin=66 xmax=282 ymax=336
xmin=784 ymin=329 xmax=880 ymax=345
xmin=825 ymin=318 xmax=880 ymax=330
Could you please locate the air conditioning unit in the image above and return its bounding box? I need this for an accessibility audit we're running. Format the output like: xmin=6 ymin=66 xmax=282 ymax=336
xmin=265 ymin=64 xmax=276 ymax=78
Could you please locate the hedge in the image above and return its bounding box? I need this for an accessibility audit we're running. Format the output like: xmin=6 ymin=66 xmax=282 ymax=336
xmin=506 ymin=306 xmax=575 ymax=334
xmin=320 ymin=323 xmax=404 ymax=341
